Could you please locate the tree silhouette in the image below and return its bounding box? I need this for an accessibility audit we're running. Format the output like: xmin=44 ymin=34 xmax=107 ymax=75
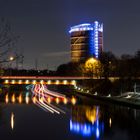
xmin=0 ymin=18 xmax=19 ymax=64
xmin=0 ymin=18 xmax=19 ymax=75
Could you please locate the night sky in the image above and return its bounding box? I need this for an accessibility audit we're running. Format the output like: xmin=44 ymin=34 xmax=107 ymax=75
xmin=0 ymin=0 xmax=140 ymax=70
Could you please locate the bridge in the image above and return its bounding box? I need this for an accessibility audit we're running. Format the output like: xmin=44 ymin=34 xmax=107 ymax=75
xmin=0 ymin=76 xmax=132 ymax=85
xmin=0 ymin=76 xmax=79 ymax=85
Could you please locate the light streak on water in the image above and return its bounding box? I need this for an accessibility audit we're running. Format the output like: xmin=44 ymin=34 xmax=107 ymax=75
xmin=30 ymin=84 xmax=68 ymax=114
xmin=36 ymin=99 xmax=54 ymax=114
xmin=43 ymin=99 xmax=65 ymax=114
xmin=39 ymin=98 xmax=60 ymax=114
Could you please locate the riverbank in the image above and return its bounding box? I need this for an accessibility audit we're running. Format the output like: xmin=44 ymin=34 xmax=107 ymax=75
xmin=75 ymin=91 xmax=140 ymax=109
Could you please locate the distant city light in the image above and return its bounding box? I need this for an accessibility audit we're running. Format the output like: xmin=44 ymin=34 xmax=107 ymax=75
xmin=63 ymin=80 xmax=67 ymax=85
xmin=5 ymin=80 xmax=9 ymax=84
xmin=40 ymin=80 xmax=44 ymax=84
xmin=47 ymin=80 xmax=51 ymax=85
xmin=55 ymin=80 xmax=59 ymax=85
xmin=71 ymin=80 xmax=76 ymax=85
xmin=25 ymin=80 xmax=29 ymax=84
xmin=32 ymin=80 xmax=36 ymax=84
xmin=11 ymin=80 xmax=15 ymax=84
xmin=18 ymin=80 xmax=22 ymax=84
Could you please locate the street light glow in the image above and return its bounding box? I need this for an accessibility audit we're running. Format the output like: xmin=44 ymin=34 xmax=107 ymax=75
xmin=9 ymin=56 xmax=14 ymax=61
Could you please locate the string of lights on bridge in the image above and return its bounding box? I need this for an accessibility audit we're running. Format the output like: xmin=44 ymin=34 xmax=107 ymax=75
xmin=4 ymin=79 xmax=77 ymax=85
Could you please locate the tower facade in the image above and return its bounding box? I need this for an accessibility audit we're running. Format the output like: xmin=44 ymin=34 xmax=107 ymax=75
xmin=69 ymin=21 xmax=103 ymax=62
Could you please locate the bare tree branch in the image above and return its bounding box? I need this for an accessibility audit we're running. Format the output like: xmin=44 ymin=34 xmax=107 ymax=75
xmin=0 ymin=18 xmax=19 ymax=69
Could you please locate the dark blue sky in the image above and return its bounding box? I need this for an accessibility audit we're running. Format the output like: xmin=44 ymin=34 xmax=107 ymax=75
xmin=0 ymin=0 xmax=140 ymax=69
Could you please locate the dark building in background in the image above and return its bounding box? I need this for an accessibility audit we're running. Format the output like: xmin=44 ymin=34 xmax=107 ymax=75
xmin=69 ymin=21 xmax=103 ymax=62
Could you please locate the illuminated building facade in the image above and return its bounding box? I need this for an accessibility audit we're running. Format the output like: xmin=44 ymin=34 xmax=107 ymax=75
xmin=69 ymin=21 xmax=103 ymax=62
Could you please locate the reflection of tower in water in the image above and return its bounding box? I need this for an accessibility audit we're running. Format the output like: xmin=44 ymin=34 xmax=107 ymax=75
xmin=86 ymin=106 xmax=100 ymax=124
xmin=70 ymin=105 xmax=104 ymax=138
xmin=71 ymin=106 xmax=100 ymax=124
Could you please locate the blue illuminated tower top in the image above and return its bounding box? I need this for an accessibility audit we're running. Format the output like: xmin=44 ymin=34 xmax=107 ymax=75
xmin=69 ymin=21 xmax=103 ymax=62
xmin=69 ymin=22 xmax=103 ymax=33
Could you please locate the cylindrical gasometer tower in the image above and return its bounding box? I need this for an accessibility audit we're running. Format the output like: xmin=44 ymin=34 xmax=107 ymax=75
xmin=69 ymin=21 xmax=103 ymax=62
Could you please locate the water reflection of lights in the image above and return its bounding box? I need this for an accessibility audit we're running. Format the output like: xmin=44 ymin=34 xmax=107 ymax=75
xmin=70 ymin=106 xmax=104 ymax=139
xmin=70 ymin=120 xmax=92 ymax=136
xmin=11 ymin=112 xmax=14 ymax=130
xmin=3 ymin=84 xmax=77 ymax=114
xmin=30 ymin=84 xmax=77 ymax=114
xmin=25 ymin=92 xmax=30 ymax=104
xmin=4 ymin=92 xmax=73 ymax=106
xmin=11 ymin=94 xmax=16 ymax=103
xmin=32 ymin=96 xmax=37 ymax=104
xmin=18 ymin=94 xmax=22 ymax=104
xmin=70 ymin=120 xmax=103 ymax=138
xmin=63 ymin=98 xmax=68 ymax=104
xmin=25 ymin=96 xmax=30 ymax=104
xmin=4 ymin=94 xmax=33 ymax=104
xmin=71 ymin=97 xmax=76 ymax=105
xmin=47 ymin=97 xmax=51 ymax=103
xmin=5 ymin=94 xmax=9 ymax=104
xmin=86 ymin=107 xmax=98 ymax=124
xmin=55 ymin=98 xmax=60 ymax=104
xmin=109 ymin=118 xmax=112 ymax=127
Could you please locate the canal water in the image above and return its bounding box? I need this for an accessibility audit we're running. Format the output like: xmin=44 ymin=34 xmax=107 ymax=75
xmin=0 ymin=89 xmax=140 ymax=140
